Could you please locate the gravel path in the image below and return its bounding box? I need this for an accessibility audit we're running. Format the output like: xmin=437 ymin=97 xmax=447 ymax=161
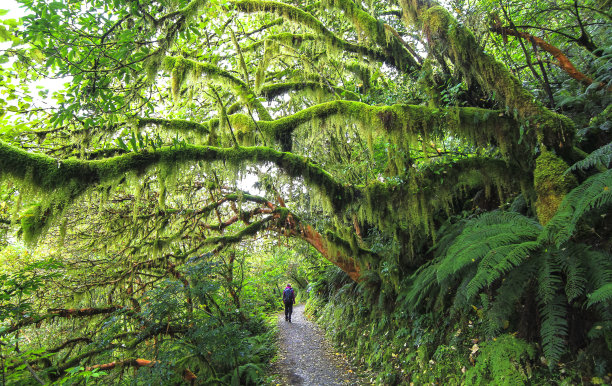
xmin=270 ymin=304 xmax=364 ymax=385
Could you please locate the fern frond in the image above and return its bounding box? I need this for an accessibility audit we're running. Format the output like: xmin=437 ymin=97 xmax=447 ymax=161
xmin=583 ymin=249 xmax=612 ymax=291
xmin=437 ymin=212 xmax=541 ymax=284
xmin=431 ymin=218 xmax=469 ymax=255
xmin=569 ymin=142 xmax=612 ymax=172
xmin=547 ymin=169 xmax=612 ymax=246
xmin=554 ymin=244 xmax=588 ymax=303
xmin=466 ymin=241 xmax=541 ymax=300
xmin=537 ymin=250 xmax=563 ymax=304
xmin=450 ymin=265 xmax=478 ymax=315
xmin=401 ymin=263 xmax=440 ymax=311
xmin=539 ymin=294 xmax=569 ymax=365
xmin=486 ymin=261 xmax=537 ymax=336
xmin=587 ymin=283 xmax=612 ymax=308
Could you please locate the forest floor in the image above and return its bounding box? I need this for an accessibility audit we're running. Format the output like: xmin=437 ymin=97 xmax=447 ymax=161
xmin=267 ymin=304 xmax=367 ymax=385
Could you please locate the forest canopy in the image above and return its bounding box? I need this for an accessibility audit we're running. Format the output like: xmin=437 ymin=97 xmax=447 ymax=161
xmin=0 ymin=0 xmax=611 ymax=384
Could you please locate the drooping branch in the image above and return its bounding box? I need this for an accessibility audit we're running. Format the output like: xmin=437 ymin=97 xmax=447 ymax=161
xmin=231 ymin=0 xmax=395 ymax=68
xmin=399 ymin=1 xmax=575 ymax=153
xmin=322 ymin=0 xmax=421 ymax=71
xmin=162 ymin=56 xmax=272 ymax=121
xmin=1 ymin=306 xmax=127 ymax=336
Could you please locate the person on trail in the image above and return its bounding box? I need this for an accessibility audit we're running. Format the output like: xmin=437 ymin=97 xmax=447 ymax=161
xmin=282 ymin=284 xmax=296 ymax=322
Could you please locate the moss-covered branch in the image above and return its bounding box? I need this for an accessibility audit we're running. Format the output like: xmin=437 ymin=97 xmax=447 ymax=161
xmin=399 ymin=2 xmax=575 ymax=153
xmin=231 ymin=0 xmax=392 ymax=67
xmin=355 ymin=156 xmax=531 ymax=254
xmin=260 ymin=81 xmax=360 ymax=101
xmin=1 ymin=306 xmax=128 ymax=336
xmin=163 ymin=56 xmax=272 ymax=121
xmin=137 ymin=117 xmax=210 ymax=135
xmin=0 ymin=141 xmax=352 ymax=211
xmin=322 ymin=0 xmax=420 ymax=71
xmin=242 ymin=32 xmax=316 ymax=52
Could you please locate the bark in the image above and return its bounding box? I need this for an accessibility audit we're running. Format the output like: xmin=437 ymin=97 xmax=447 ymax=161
xmin=490 ymin=25 xmax=608 ymax=90
xmin=86 ymin=358 xmax=156 ymax=371
xmin=2 ymin=306 xmax=126 ymax=335
xmin=297 ymin=223 xmax=361 ymax=281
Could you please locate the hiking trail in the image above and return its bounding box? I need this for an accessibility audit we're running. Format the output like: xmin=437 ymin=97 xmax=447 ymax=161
xmin=269 ymin=304 xmax=366 ymax=385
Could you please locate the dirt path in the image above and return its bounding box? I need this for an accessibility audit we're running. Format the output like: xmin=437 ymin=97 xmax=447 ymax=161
xmin=269 ymin=304 xmax=364 ymax=385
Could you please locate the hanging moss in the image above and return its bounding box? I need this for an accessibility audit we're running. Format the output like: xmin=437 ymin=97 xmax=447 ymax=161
xmin=322 ymin=0 xmax=419 ymax=71
xmin=533 ymin=150 xmax=577 ymax=225
xmin=162 ymin=56 xmax=272 ymax=121
xmin=418 ymin=5 xmax=575 ymax=155
xmin=138 ymin=118 xmax=210 ymax=136
xmin=232 ymin=0 xmax=392 ymax=68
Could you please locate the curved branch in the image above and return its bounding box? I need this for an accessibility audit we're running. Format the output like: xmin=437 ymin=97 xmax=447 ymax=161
xmin=0 ymin=141 xmax=353 ymax=212
xmin=490 ymin=25 xmax=608 ymax=90
xmin=323 ymin=0 xmax=420 ymax=70
xmin=231 ymin=0 xmax=395 ymax=69
xmin=163 ymin=56 xmax=272 ymax=121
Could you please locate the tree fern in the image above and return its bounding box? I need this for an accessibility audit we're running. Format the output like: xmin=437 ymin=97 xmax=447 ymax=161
xmin=437 ymin=212 xmax=541 ymax=284
xmin=538 ymin=294 xmax=568 ymax=366
xmin=547 ymin=169 xmax=612 ymax=246
xmin=587 ymin=283 xmax=612 ymax=308
xmin=569 ymin=142 xmax=612 ymax=172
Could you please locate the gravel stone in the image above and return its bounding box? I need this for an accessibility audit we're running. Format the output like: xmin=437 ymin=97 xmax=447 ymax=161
xmin=271 ymin=304 xmax=365 ymax=385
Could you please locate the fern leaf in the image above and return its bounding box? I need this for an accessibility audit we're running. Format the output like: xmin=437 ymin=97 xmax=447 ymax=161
xmin=554 ymin=244 xmax=588 ymax=303
xmin=466 ymin=241 xmax=541 ymax=300
xmin=587 ymin=283 xmax=612 ymax=308
xmin=437 ymin=212 xmax=540 ymax=284
xmin=537 ymin=250 xmax=563 ymax=304
xmin=569 ymin=142 xmax=612 ymax=172
xmin=539 ymin=294 xmax=569 ymax=365
xmin=486 ymin=261 xmax=537 ymax=336
xmin=583 ymin=249 xmax=612 ymax=290
xmin=547 ymin=169 xmax=612 ymax=246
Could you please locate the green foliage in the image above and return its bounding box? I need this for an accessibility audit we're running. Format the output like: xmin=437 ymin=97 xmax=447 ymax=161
xmin=464 ymin=334 xmax=535 ymax=385
xmin=0 ymin=0 xmax=610 ymax=383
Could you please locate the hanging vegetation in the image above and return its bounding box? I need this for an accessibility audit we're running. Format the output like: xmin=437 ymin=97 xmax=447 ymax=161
xmin=0 ymin=0 xmax=610 ymax=383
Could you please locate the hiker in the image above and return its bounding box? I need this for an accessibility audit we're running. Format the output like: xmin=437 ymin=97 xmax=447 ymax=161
xmin=282 ymin=284 xmax=296 ymax=322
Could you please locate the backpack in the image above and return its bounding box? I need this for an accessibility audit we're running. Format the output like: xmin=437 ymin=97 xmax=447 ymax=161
xmin=282 ymin=287 xmax=294 ymax=304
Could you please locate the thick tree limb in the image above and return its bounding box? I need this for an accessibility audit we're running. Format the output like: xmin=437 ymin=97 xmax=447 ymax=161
xmin=399 ymin=1 xmax=575 ymax=154
xmin=321 ymin=0 xmax=420 ymax=71
xmin=1 ymin=306 xmax=127 ymax=336
xmin=231 ymin=0 xmax=396 ymax=68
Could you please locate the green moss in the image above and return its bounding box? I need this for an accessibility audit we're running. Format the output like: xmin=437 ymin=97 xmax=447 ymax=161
xmin=163 ymin=56 xmax=272 ymax=121
xmin=232 ymin=0 xmax=393 ymax=68
xmin=138 ymin=118 xmax=210 ymax=136
xmin=533 ymin=150 xmax=578 ymax=225
xmin=418 ymin=5 xmax=575 ymax=155
xmin=322 ymin=0 xmax=419 ymax=70
xmin=260 ymin=82 xmax=360 ymax=101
